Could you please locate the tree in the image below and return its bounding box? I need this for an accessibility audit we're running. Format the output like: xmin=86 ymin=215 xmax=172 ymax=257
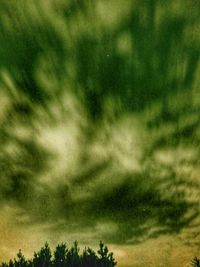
xmin=0 ymin=242 xmax=117 ymax=267
xmin=53 ymin=243 xmax=68 ymax=267
xmin=191 ymin=257 xmax=200 ymax=267
xmin=33 ymin=243 xmax=52 ymax=267
xmin=98 ymin=242 xmax=117 ymax=267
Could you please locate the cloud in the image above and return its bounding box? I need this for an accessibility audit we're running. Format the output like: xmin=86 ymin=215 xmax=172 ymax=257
xmin=0 ymin=2 xmax=200 ymax=264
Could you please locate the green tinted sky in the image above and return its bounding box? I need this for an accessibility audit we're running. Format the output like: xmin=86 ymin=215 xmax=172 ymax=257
xmin=0 ymin=0 xmax=200 ymax=266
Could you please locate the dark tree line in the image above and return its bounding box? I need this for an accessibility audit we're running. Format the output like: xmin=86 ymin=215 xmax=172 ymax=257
xmin=1 ymin=242 xmax=116 ymax=267
xmin=192 ymin=257 xmax=200 ymax=267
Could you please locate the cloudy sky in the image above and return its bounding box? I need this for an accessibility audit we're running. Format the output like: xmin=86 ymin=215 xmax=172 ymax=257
xmin=0 ymin=0 xmax=200 ymax=266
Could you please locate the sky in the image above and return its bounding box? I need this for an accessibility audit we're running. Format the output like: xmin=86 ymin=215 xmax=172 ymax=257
xmin=0 ymin=0 xmax=200 ymax=266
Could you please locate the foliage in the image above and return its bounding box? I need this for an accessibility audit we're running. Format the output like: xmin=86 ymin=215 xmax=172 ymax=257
xmin=1 ymin=242 xmax=116 ymax=267
xmin=191 ymin=257 xmax=200 ymax=267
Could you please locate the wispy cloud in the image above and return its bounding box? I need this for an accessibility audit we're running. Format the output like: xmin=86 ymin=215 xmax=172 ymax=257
xmin=0 ymin=0 xmax=200 ymax=266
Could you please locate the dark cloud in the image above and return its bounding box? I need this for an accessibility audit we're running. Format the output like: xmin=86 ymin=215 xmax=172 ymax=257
xmin=0 ymin=0 xmax=200 ymax=255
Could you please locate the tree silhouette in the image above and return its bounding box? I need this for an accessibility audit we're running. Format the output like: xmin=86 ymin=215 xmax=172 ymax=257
xmin=81 ymin=247 xmax=97 ymax=267
xmin=33 ymin=243 xmax=52 ymax=267
xmin=53 ymin=243 xmax=68 ymax=267
xmin=1 ymin=242 xmax=117 ymax=267
xmin=97 ymin=242 xmax=116 ymax=267
xmin=191 ymin=257 xmax=200 ymax=267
